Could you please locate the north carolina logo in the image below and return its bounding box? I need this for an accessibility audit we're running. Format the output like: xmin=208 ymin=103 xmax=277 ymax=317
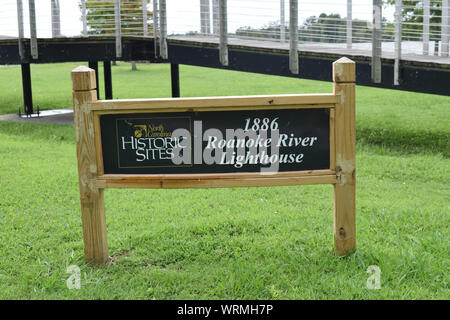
xmin=132 ymin=124 xmax=171 ymax=138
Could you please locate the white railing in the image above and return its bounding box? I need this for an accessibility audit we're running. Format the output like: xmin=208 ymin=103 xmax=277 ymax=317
xmin=0 ymin=0 xmax=449 ymax=82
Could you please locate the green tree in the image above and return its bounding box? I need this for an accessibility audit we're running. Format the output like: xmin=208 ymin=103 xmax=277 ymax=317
xmin=384 ymin=0 xmax=442 ymax=53
xmin=310 ymin=13 xmax=345 ymax=43
xmin=235 ymin=13 xmax=375 ymax=44
xmin=82 ymin=0 xmax=153 ymax=36
xmin=235 ymin=22 xmax=285 ymax=40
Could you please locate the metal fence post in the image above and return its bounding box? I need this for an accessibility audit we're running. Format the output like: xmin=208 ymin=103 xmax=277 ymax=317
xmin=81 ymin=0 xmax=87 ymax=37
xmin=159 ymin=0 xmax=168 ymax=59
xmin=213 ymin=0 xmax=219 ymax=35
xmin=423 ymin=0 xmax=430 ymax=55
xmin=29 ymin=0 xmax=38 ymax=59
xmin=114 ymin=0 xmax=122 ymax=58
xmin=280 ymin=0 xmax=285 ymax=42
xmin=289 ymin=0 xmax=299 ymax=74
xmin=347 ymin=0 xmax=352 ymax=49
xmin=372 ymin=0 xmax=382 ymax=84
xmin=51 ymin=0 xmax=61 ymax=38
xmin=143 ymin=0 xmax=148 ymax=37
xmin=104 ymin=61 xmax=113 ymax=99
xmin=153 ymin=0 xmax=159 ymax=58
xmin=88 ymin=61 xmax=100 ymax=99
xmin=21 ymin=63 xmax=33 ymax=115
xmin=200 ymin=0 xmax=211 ymax=34
xmin=16 ymin=0 xmax=25 ymax=60
xmin=219 ymin=0 xmax=228 ymax=66
xmin=171 ymin=63 xmax=180 ymax=98
xmin=442 ymin=0 xmax=449 ymax=57
xmin=394 ymin=0 xmax=402 ymax=85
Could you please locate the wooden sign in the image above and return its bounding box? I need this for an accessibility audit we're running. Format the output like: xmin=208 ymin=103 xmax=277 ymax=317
xmin=71 ymin=57 xmax=356 ymax=265
xmin=99 ymin=108 xmax=331 ymax=175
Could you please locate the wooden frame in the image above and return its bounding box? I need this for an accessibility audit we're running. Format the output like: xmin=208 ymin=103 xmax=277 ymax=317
xmin=71 ymin=57 xmax=356 ymax=265
xmin=91 ymin=95 xmax=337 ymax=189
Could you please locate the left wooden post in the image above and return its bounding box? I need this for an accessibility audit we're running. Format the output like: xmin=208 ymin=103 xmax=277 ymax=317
xmin=71 ymin=66 xmax=109 ymax=265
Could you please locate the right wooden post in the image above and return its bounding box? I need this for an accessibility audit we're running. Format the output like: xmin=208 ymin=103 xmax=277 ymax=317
xmin=333 ymin=57 xmax=356 ymax=255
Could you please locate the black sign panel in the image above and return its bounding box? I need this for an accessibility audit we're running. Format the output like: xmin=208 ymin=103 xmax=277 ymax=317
xmin=100 ymin=108 xmax=330 ymax=174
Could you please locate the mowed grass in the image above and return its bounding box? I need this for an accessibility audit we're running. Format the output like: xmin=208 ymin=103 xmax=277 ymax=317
xmin=0 ymin=62 xmax=448 ymax=299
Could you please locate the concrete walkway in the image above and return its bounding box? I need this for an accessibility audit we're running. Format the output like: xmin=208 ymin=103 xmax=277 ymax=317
xmin=0 ymin=109 xmax=74 ymax=125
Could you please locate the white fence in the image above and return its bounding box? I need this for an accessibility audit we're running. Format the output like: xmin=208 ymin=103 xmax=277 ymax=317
xmin=1 ymin=1 xmax=449 ymax=82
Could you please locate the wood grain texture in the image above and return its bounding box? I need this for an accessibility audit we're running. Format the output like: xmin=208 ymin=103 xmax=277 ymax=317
xmin=333 ymin=57 xmax=356 ymax=83
xmin=95 ymin=174 xmax=337 ymax=189
xmin=72 ymin=66 xmax=109 ymax=265
xmin=333 ymin=58 xmax=356 ymax=255
xmin=98 ymin=169 xmax=335 ymax=181
xmin=329 ymin=108 xmax=336 ymax=170
xmin=93 ymin=114 xmax=104 ymax=176
xmin=90 ymin=94 xmax=338 ymax=112
xmin=71 ymin=66 xmax=97 ymax=91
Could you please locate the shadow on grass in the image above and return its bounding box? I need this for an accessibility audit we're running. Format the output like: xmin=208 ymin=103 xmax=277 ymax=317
xmin=0 ymin=120 xmax=448 ymax=157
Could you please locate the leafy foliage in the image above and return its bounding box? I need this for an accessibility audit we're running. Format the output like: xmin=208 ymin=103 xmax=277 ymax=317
xmin=384 ymin=0 xmax=443 ymax=40
xmin=82 ymin=0 xmax=153 ymax=36
xmin=236 ymin=13 xmax=375 ymax=43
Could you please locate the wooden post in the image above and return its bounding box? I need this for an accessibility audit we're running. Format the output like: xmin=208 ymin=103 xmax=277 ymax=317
xmin=332 ymin=57 xmax=356 ymax=255
xmin=289 ymin=0 xmax=299 ymax=74
xmin=423 ymin=0 xmax=430 ymax=55
xmin=219 ymin=0 xmax=228 ymax=66
xmin=71 ymin=66 xmax=109 ymax=265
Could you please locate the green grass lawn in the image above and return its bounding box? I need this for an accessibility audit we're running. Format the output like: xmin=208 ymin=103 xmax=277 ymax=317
xmin=0 ymin=62 xmax=448 ymax=299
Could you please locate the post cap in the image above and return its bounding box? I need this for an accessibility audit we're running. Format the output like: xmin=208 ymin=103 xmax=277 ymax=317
xmin=333 ymin=57 xmax=355 ymax=83
xmin=71 ymin=66 xmax=96 ymax=91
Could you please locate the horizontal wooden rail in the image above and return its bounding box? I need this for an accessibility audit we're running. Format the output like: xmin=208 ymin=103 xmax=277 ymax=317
xmin=90 ymin=93 xmax=338 ymax=112
xmin=98 ymin=169 xmax=335 ymax=181
xmin=95 ymin=173 xmax=337 ymax=189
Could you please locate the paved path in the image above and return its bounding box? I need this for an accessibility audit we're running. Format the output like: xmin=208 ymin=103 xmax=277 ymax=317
xmin=0 ymin=109 xmax=74 ymax=125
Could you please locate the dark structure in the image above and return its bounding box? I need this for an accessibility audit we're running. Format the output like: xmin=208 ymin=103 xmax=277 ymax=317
xmin=0 ymin=35 xmax=449 ymax=115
